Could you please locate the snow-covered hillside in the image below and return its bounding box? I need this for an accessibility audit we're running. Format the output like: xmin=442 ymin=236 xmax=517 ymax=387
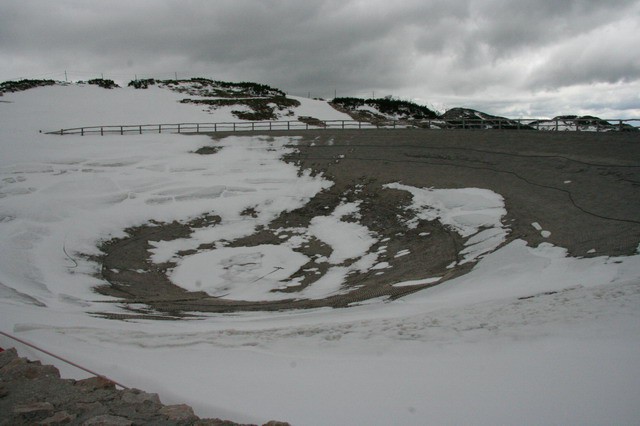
xmin=1 ymin=84 xmax=640 ymax=425
xmin=330 ymin=96 xmax=639 ymax=131
xmin=439 ymin=107 xmax=532 ymax=129
xmin=0 ymin=80 xmax=352 ymax=132
xmin=528 ymin=115 xmax=637 ymax=132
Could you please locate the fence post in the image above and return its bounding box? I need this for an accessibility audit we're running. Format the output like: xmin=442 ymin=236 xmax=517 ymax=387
xmin=251 ymin=122 xmax=254 ymax=131
xmin=120 ymin=126 xmax=123 ymax=135
xmin=178 ymin=124 xmax=181 ymax=133
xmin=287 ymin=121 xmax=290 ymax=131
xmin=214 ymin=123 xmax=217 ymax=132
xmin=81 ymin=128 xmax=84 ymax=136
xmin=233 ymin=123 xmax=236 ymax=132
xmin=555 ymin=118 xmax=559 ymax=131
xmin=101 ymin=127 xmax=103 ymax=136
xmin=619 ymin=120 xmax=623 ymax=131
xmin=269 ymin=121 xmax=272 ymax=131
xmin=139 ymin=125 xmax=142 ymax=134
xmin=159 ymin=124 xmax=161 ymax=134
xmin=342 ymin=120 xmax=345 ymax=129
xmin=196 ymin=123 xmax=200 ymax=133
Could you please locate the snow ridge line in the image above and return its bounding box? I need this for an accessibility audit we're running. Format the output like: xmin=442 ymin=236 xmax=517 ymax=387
xmin=0 ymin=330 xmax=129 ymax=389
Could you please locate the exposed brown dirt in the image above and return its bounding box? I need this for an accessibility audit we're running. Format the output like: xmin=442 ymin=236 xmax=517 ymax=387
xmin=92 ymin=129 xmax=640 ymax=319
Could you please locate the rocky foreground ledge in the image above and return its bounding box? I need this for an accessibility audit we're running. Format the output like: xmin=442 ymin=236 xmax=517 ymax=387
xmin=0 ymin=348 xmax=288 ymax=426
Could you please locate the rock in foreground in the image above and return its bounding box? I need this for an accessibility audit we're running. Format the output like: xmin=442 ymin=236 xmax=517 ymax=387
xmin=0 ymin=348 xmax=288 ymax=426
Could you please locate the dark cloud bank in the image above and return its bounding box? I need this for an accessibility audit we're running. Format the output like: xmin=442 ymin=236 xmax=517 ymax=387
xmin=1 ymin=0 xmax=639 ymax=117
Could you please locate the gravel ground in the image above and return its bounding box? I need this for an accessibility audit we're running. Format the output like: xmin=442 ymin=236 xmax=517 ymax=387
xmin=94 ymin=129 xmax=640 ymax=318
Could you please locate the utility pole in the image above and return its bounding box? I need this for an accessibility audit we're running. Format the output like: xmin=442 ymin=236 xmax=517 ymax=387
xmin=64 ymin=70 xmax=67 ymax=82
xmin=174 ymin=72 xmax=178 ymax=80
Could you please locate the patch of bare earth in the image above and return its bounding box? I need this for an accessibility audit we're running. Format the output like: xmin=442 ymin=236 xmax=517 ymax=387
xmin=91 ymin=130 xmax=640 ymax=319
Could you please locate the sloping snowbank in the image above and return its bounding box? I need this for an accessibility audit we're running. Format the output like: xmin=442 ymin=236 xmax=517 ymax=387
xmin=1 ymin=83 xmax=352 ymax=132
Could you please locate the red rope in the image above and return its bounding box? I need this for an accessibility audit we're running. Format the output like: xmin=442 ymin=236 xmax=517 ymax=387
xmin=0 ymin=330 xmax=128 ymax=389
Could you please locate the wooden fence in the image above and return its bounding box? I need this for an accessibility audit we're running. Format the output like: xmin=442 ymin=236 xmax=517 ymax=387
xmin=45 ymin=118 xmax=640 ymax=136
xmin=46 ymin=120 xmax=375 ymax=136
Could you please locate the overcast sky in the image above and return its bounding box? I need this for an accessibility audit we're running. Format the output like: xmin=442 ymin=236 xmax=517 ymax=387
xmin=1 ymin=0 xmax=639 ymax=118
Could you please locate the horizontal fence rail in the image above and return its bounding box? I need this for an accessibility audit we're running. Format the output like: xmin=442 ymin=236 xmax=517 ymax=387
xmin=45 ymin=118 xmax=640 ymax=136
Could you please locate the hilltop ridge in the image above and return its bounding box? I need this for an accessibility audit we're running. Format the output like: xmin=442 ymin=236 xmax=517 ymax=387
xmin=2 ymin=78 xmax=637 ymax=132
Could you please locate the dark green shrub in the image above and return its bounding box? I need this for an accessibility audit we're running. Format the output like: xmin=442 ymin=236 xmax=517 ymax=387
xmin=128 ymin=79 xmax=156 ymax=89
xmin=331 ymin=97 xmax=438 ymax=119
xmin=180 ymin=96 xmax=300 ymax=121
xmin=0 ymin=79 xmax=56 ymax=93
xmin=161 ymin=78 xmax=285 ymax=97
xmin=87 ymin=78 xmax=119 ymax=89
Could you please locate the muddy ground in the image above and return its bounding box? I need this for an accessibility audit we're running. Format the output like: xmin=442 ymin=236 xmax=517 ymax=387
xmin=94 ymin=129 xmax=640 ymax=319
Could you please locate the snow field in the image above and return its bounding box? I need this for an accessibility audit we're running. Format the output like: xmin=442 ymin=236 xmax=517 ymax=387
xmin=1 ymin=83 xmax=640 ymax=425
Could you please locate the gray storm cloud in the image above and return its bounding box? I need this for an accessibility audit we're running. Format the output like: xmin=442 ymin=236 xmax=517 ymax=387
xmin=1 ymin=0 xmax=639 ymax=117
